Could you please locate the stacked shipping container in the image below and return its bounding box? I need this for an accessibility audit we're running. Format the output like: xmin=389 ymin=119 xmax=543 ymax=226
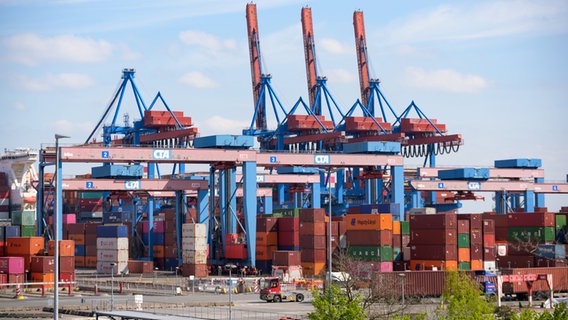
xmin=299 ymin=208 xmax=327 ymax=276
xmin=96 ymin=225 xmax=129 ymax=274
xmin=181 ymin=223 xmax=208 ymax=277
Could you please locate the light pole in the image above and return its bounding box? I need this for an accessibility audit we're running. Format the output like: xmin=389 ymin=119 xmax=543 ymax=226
xmin=54 ymin=133 xmax=69 ymax=320
xmin=225 ymin=264 xmax=236 ymax=320
xmin=398 ymin=273 xmax=406 ymax=306
xmin=110 ymin=263 xmax=116 ymax=310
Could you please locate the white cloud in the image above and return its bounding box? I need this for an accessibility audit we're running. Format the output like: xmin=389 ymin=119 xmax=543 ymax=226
xmin=198 ymin=115 xmax=249 ymax=136
xmin=179 ymin=30 xmax=237 ymax=51
xmin=325 ymin=68 xmax=355 ymax=84
xmin=179 ymin=71 xmax=218 ymax=88
xmin=19 ymin=73 xmax=94 ymax=91
xmin=319 ymin=38 xmax=351 ymax=55
xmin=51 ymin=119 xmax=93 ymax=136
xmin=13 ymin=102 xmax=27 ymax=111
xmin=403 ymin=67 xmax=488 ymax=93
xmin=380 ymin=0 xmax=568 ymax=44
xmin=3 ymin=33 xmax=113 ymax=66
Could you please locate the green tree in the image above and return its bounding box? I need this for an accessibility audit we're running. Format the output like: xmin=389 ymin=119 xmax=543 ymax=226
xmin=308 ymin=284 xmax=366 ymax=320
xmin=440 ymin=271 xmax=494 ymax=320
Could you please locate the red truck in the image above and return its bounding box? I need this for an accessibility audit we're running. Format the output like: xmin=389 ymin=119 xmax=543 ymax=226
xmin=259 ymin=277 xmax=305 ymax=303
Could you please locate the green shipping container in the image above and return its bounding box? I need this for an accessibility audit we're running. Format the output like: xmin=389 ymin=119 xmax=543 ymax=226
xmin=556 ymin=214 xmax=567 ymax=229
xmin=347 ymin=245 xmax=380 ymax=261
xmin=400 ymin=221 xmax=410 ymax=235
xmin=380 ymin=245 xmax=393 ymax=262
xmin=508 ymin=227 xmax=555 ymax=242
xmin=79 ymin=191 xmax=104 ymax=199
xmin=393 ymin=247 xmax=402 ymax=261
xmin=458 ymin=261 xmax=471 ymax=270
xmin=11 ymin=210 xmax=36 ymax=226
xmin=272 ymin=208 xmax=300 ymax=217
xmin=20 ymin=225 xmax=36 ymax=237
xmin=458 ymin=233 xmax=470 ymax=248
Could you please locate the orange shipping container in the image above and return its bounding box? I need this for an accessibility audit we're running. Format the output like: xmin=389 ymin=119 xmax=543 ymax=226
xmin=301 ymin=261 xmax=326 ymax=276
xmin=30 ymin=272 xmax=54 ymax=288
xmin=68 ymin=234 xmax=85 ymax=245
xmin=85 ymin=256 xmax=97 ymax=268
xmin=471 ymin=259 xmax=483 ymax=271
xmin=256 ymin=245 xmax=276 ymax=260
xmin=345 ymin=214 xmax=393 ymax=231
xmin=458 ymin=248 xmax=470 ymax=262
xmin=392 ymin=221 xmax=401 ymax=235
xmin=47 ymin=240 xmax=75 ymax=256
xmin=153 ymin=245 xmax=165 ymax=258
xmin=256 ymin=232 xmax=278 ymax=246
xmin=75 ymin=256 xmax=85 ymax=267
xmin=6 ymin=237 xmax=44 ymax=256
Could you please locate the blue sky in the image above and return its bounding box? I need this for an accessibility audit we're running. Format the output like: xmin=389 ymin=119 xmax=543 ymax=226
xmin=1 ymin=0 xmax=567 ymax=211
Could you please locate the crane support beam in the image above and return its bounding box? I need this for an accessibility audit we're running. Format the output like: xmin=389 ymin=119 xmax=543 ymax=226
xmin=236 ymin=174 xmax=320 ymax=184
xmin=410 ymin=180 xmax=568 ymax=193
xmin=417 ymin=167 xmax=545 ymax=179
xmin=403 ymin=134 xmax=462 ymax=146
xmin=347 ymin=133 xmax=405 ymax=143
xmin=139 ymin=128 xmax=198 ymax=142
xmin=353 ymin=11 xmax=370 ymax=107
xmin=59 ymin=146 xmax=404 ymax=167
xmin=61 ymin=179 xmax=208 ymax=191
xmin=235 ymin=187 xmax=272 ymax=197
xmin=301 ymin=7 xmax=317 ymax=110
xmin=284 ymin=132 xmax=343 ymax=145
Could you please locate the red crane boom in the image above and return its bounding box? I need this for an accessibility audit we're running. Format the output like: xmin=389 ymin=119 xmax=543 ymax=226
xmin=246 ymin=3 xmax=265 ymax=131
xmin=353 ymin=11 xmax=370 ymax=108
xmin=301 ymin=7 xmax=318 ymax=113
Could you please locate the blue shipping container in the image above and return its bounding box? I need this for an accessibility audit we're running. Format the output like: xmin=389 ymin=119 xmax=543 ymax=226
xmin=75 ymin=245 xmax=86 ymax=256
xmin=194 ymin=135 xmax=254 ymax=148
xmin=4 ymin=225 xmax=20 ymax=239
xmin=494 ymin=158 xmax=542 ymax=169
xmin=343 ymin=141 xmax=401 ymax=154
xmin=97 ymin=225 xmax=128 ymax=238
xmin=438 ymin=168 xmax=490 ymax=180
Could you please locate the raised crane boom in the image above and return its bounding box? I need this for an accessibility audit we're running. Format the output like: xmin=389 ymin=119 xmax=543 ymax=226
xmin=246 ymin=3 xmax=266 ymax=131
xmin=301 ymin=7 xmax=318 ymax=114
xmin=353 ymin=11 xmax=370 ymax=108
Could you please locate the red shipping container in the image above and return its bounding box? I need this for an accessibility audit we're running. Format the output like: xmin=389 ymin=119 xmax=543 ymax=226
xmin=278 ymin=231 xmax=300 ymax=247
xmin=507 ymin=212 xmax=555 ymax=227
xmin=272 ymin=250 xmax=301 ymax=266
xmin=128 ymin=260 xmax=154 ymax=274
xmin=332 ymin=216 xmax=347 ymax=235
xmin=68 ymin=233 xmax=85 ymax=245
xmin=410 ymin=230 xmax=457 ymax=245
xmin=8 ymin=273 xmax=24 ymax=284
xmin=0 ymin=257 xmax=25 ymax=274
xmin=470 ymin=244 xmax=483 ymax=260
xmin=225 ymin=243 xmax=247 ymax=259
xmin=0 ymin=273 xmax=6 ymax=285
xmin=483 ymin=233 xmax=495 ymax=248
xmin=153 ymin=220 xmax=166 ymax=233
xmin=48 ymin=240 xmax=75 ymax=256
xmin=85 ymin=223 xmax=100 ymax=235
xmin=346 ymin=229 xmax=392 ymax=246
xmin=326 ymin=221 xmax=339 ymax=237
xmin=299 ymin=222 xmax=325 ymax=236
xmin=483 ymin=247 xmax=496 ymax=261
xmin=85 ymin=245 xmax=97 ymax=256
xmin=299 ymin=208 xmax=326 ymax=222
xmin=457 ymin=220 xmax=469 ymax=234
xmin=59 ymin=272 xmax=75 ymax=284
xmin=482 ymin=219 xmax=495 ymax=234
xmin=59 ymin=256 xmax=75 ymax=273
xmin=75 ymin=256 xmax=85 ymax=267
xmin=410 ymin=245 xmax=457 ymax=261
xmin=278 ymin=217 xmax=300 ymax=231
xmin=410 ymin=213 xmax=457 ymax=230
xmin=256 ymin=232 xmax=278 ymax=246
xmin=301 ymin=249 xmax=326 ymax=263
xmin=299 ymin=235 xmax=326 ymax=249
xmin=495 ymin=227 xmax=508 ymax=241
xmin=392 ymin=234 xmax=402 ymax=248
xmin=30 ymin=256 xmax=55 ymax=273
xmin=457 ymin=214 xmax=482 ymax=229
xmin=470 ymin=229 xmax=482 ymax=245
xmin=181 ymin=263 xmax=208 ymax=277
xmin=257 ymin=217 xmax=278 ymax=232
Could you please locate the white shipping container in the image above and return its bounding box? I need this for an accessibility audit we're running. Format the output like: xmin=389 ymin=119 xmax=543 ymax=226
xmin=182 ymin=249 xmax=208 ymax=264
xmin=97 ymin=237 xmax=129 ymax=250
xmin=96 ymin=261 xmax=129 ymax=275
xmin=97 ymin=249 xmax=129 ymax=262
xmin=182 ymin=223 xmax=207 ymax=238
xmin=182 ymin=237 xmax=207 ymax=251
xmin=403 ymin=247 xmax=411 ymax=261
xmin=483 ymin=261 xmax=497 ymax=272
xmin=408 ymin=207 xmax=436 ymax=215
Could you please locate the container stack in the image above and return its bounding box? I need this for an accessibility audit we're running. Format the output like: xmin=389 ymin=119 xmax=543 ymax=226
xmin=277 ymin=213 xmax=300 ymax=251
xmin=96 ymin=225 xmax=129 ymax=274
xmin=272 ymin=250 xmax=302 ymax=281
xmin=0 ymin=256 xmax=24 ymax=284
xmin=11 ymin=210 xmax=35 ymax=237
xmin=66 ymin=223 xmax=86 ymax=267
xmin=455 ymin=214 xmax=483 ymax=270
xmin=482 ymin=219 xmax=496 ymax=271
xmin=47 ymin=239 xmax=76 ymax=285
xmin=346 ymin=213 xmax=394 ymax=272
xmin=163 ymin=210 xmax=180 ymax=270
xmin=5 ymin=236 xmax=44 ymax=272
xmin=255 ymin=216 xmax=278 ymax=274
xmin=146 ymin=219 xmax=166 ymax=269
xmin=0 ymin=173 xmax=9 ymax=220
xmin=181 ymin=223 xmax=208 ymax=277
xmin=409 ymin=212 xmax=458 ymax=271
xmin=299 ymin=208 xmax=326 ymax=276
